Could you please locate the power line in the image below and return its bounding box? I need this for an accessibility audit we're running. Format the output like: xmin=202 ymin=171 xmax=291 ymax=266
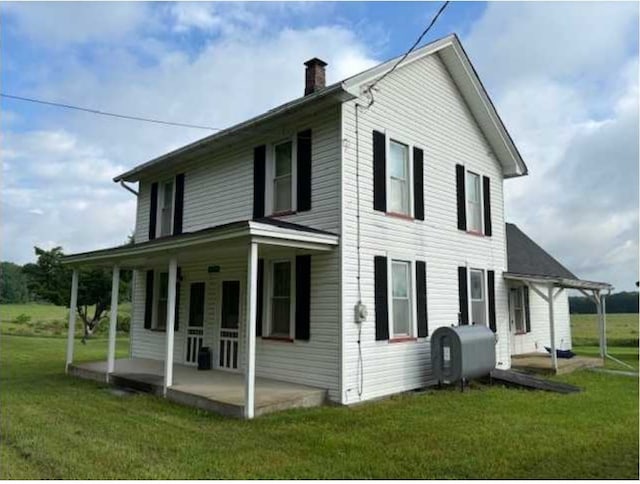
xmin=0 ymin=93 xmax=221 ymax=131
xmin=364 ymin=1 xmax=450 ymax=99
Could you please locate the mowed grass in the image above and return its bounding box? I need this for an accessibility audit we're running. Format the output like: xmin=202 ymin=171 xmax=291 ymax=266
xmin=1 ymin=334 xmax=638 ymax=479
xmin=571 ymin=313 xmax=638 ymax=347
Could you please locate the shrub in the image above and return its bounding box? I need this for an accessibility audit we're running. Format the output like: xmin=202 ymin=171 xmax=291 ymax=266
xmin=117 ymin=315 xmax=130 ymax=333
xmin=14 ymin=313 xmax=31 ymax=325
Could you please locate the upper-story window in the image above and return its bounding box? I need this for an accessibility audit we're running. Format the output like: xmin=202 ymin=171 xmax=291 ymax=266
xmin=389 ymin=140 xmax=410 ymax=216
xmin=466 ymin=171 xmax=482 ymax=233
xmin=158 ymin=179 xmax=174 ymax=237
xmin=273 ymin=140 xmax=294 ymax=213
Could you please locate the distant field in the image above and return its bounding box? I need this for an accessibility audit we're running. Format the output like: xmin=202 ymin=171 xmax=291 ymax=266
xmin=0 ymin=303 xmax=131 ymax=337
xmin=571 ymin=313 xmax=638 ymax=347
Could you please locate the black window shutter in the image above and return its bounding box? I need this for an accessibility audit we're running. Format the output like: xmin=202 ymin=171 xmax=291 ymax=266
xmin=149 ymin=182 xmax=158 ymax=240
xmin=256 ymin=259 xmax=264 ymax=337
xmin=295 ymin=255 xmax=311 ymax=341
xmin=416 ymin=260 xmax=428 ymax=337
xmin=373 ymin=130 xmax=387 ymax=212
xmin=457 ymin=266 xmax=469 ymax=325
xmin=456 ymin=164 xmax=466 ymax=231
xmin=488 ymin=270 xmax=496 ymax=332
xmin=173 ymin=174 xmax=185 ymax=236
xmin=297 ymin=129 xmax=312 ymax=212
xmin=483 ymin=175 xmax=492 ymax=236
xmin=413 ymin=147 xmax=425 ymax=221
xmin=374 ymin=256 xmax=389 ymax=340
xmin=524 ymin=286 xmax=531 ymax=333
xmin=253 ymin=145 xmax=266 ymax=219
xmin=174 ymin=267 xmax=182 ymax=331
xmin=144 ymin=270 xmax=154 ymax=329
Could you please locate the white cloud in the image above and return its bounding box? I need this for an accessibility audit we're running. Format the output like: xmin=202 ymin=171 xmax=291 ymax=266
xmin=465 ymin=2 xmax=639 ymax=290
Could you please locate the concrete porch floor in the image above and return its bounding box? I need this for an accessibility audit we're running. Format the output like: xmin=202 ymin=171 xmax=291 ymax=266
xmin=68 ymin=358 xmax=327 ymax=417
xmin=511 ymin=353 xmax=603 ymax=375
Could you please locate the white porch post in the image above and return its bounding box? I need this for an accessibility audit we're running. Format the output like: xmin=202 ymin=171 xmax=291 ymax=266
xmin=548 ymin=284 xmax=558 ymax=372
xmin=163 ymin=257 xmax=178 ymax=395
xmin=244 ymin=241 xmax=258 ymax=419
xmin=595 ymin=291 xmax=605 ymax=359
xmin=65 ymin=269 xmax=79 ymax=372
xmin=601 ymin=293 xmax=608 ymax=358
xmin=106 ymin=265 xmax=120 ymax=380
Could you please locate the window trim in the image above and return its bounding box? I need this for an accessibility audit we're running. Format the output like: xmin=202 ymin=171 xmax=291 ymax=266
xmin=152 ymin=270 xmax=169 ymax=331
xmin=468 ymin=267 xmax=489 ymax=326
xmin=385 ymin=133 xmax=415 ymax=219
xmin=266 ymin=137 xmax=298 ymax=216
xmin=263 ymin=258 xmax=296 ymax=339
xmin=464 ymin=169 xmax=484 ymax=235
xmin=387 ymin=257 xmax=418 ymax=339
xmin=156 ymin=178 xmax=176 ymax=238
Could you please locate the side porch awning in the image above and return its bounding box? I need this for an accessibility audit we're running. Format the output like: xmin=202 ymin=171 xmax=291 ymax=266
xmin=504 ymin=222 xmax=615 ymax=371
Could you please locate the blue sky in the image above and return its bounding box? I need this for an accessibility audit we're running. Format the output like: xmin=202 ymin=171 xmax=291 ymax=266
xmin=1 ymin=1 xmax=638 ymax=290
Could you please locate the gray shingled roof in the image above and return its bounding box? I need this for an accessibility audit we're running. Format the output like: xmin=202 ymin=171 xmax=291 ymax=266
xmin=505 ymin=223 xmax=577 ymax=280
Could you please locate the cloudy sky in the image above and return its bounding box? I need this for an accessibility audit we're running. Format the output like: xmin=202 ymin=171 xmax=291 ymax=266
xmin=1 ymin=1 xmax=638 ymax=290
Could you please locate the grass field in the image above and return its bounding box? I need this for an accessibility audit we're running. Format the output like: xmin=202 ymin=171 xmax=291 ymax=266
xmin=571 ymin=313 xmax=638 ymax=347
xmin=0 ymin=303 xmax=131 ymax=337
xmin=1 ymin=304 xmax=637 ymax=478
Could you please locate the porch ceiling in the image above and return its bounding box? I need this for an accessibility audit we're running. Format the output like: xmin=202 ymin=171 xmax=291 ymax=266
xmin=62 ymin=218 xmax=339 ymax=269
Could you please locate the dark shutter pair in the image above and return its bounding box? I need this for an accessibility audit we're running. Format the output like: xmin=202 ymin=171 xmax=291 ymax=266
xmin=455 ymin=164 xmax=492 ymax=236
xmin=254 ymin=255 xmax=311 ymax=340
xmin=457 ymin=267 xmax=497 ymax=332
xmin=372 ymin=131 xmax=425 ymax=220
xmin=144 ymin=268 xmax=181 ymax=331
xmin=374 ymin=256 xmax=428 ymax=340
xmin=148 ymin=174 xmax=185 ymax=240
xmin=253 ymin=130 xmax=312 ymax=218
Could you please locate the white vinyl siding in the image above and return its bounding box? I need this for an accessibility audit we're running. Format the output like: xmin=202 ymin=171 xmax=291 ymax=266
xmin=388 ymin=140 xmax=410 ymax=215
xmin=341 ymin=49 xmax=509 ymax=404
xmin=130 ymin=105 xmax=342 ymax=401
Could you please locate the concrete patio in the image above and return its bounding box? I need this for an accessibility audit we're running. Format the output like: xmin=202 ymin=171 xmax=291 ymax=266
xmin=511 ymin=353 xmax=603 ymax=375
xmin=68 ymin=358 xmax=327 ymax=417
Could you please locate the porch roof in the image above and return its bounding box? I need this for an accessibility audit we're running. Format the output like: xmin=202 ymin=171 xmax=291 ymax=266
xmin=503 ymin=272 xmax=612 ymax=291
xmin=62 ymin=218 xmax=339 ymax=267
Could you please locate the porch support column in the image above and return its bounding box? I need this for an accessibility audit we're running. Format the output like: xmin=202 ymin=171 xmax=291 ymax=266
xmin=106 ymin=264 xmax=120 ymax=380
xmin=595 ymin=291 xmax=605 ymax=359
xmin=601 ymin=293 xmax=608 ymax=358
xmin=163 ymin=257 xmax=178 ymax=395
xmin=65 ymin=268 xmax=79 ymax=373
xmin=548 ymin=284 xmax=558 ymax=372
xmin=244 ymin=241 xmax=258 ymax=419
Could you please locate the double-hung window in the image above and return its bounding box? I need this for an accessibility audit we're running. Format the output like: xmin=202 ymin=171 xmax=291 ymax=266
xmin=466 ymin=171 xmax=482 ymax=233
xmin=511 ymin=287 xmax=527 ymax=334
xmin=269 ymin=260 xmax=293 ymax=337
xmin=273 ymin=141 xmax=293 ymax=213
xmin=389 ymin=140 xmax=410 ymax=216
xmin=155 ymin=272 xmax=169 ymax=330
xmin=470 ymin=269 xmax=486 ymax=326
xmin=159 ymin=180 xmax=174 ymax=237
xmin=391 ymin=260 xmax=412 ymax=337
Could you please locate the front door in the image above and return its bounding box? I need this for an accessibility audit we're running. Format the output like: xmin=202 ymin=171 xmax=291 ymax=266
xmin=185 ymin=282 xmax=205 ymax=365
xmin=219 ymin=280 xmax=240 ymax=370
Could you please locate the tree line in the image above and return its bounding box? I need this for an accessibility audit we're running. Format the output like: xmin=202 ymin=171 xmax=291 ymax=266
xmin=569 ymin=292 xmax=639 ymax=314
xmin=1 ymin=245 xmax=132 ymax=340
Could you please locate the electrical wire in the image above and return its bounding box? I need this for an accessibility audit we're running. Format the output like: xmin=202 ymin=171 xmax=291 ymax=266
xmin=363 ymin=1 xmax=450 ymax=99
xmin=0 ymin=93 xmax=221 ymax=131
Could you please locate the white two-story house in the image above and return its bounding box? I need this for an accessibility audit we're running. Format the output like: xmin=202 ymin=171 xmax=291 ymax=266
xmin=63 ymin=34 xmax=611 ymax=418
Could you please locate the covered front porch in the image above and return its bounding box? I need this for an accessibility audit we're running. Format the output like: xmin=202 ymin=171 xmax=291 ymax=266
xmin=62 ymin=218 xmax=339 ymax=418
xmin=68 ymin=357 xmax=326 ymax=417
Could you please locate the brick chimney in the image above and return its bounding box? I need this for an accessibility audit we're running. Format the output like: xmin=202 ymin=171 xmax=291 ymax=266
xmin=304 ymin=58 xmax=327 ymax=96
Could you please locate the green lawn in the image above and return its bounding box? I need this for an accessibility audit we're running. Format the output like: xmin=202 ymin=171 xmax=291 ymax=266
xmin=571 ymin=313 xmax=638 ymax=347
xmin=1 ymin=333 xmax=638 ymax=479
